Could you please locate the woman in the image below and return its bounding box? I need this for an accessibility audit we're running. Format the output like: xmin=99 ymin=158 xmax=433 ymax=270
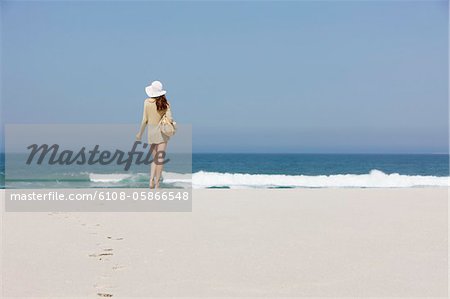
xmin=136 ymin=80 xmax=174 ymax=189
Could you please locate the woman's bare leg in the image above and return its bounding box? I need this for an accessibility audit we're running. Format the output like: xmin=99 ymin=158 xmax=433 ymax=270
xmin=149 ymin=144 xmax=157 ymax=188
xmin=154 ymin=142 xmax=167 ymax=189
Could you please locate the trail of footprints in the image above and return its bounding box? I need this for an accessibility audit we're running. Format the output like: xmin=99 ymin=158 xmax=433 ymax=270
xmin=89 ymin=228 xmax=126 ymax=297
xmin=51 ymin=212 xmax=126 ymax=297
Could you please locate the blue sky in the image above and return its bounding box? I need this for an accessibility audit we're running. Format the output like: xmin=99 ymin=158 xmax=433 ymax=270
xmin=1 ymin=1 xmax=448 ymax=153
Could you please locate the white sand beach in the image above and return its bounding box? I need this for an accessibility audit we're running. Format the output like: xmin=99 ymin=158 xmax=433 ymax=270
xmin=1 ymin=188 xmax=448 ymax=298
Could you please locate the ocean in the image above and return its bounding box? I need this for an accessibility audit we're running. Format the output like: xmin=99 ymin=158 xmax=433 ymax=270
xmin=1 ymin=153 xmax=449 ymax=189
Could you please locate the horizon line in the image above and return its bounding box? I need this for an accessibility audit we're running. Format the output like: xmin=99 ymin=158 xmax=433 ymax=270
xmin=2 ymin=152 xmax=448 ymax=155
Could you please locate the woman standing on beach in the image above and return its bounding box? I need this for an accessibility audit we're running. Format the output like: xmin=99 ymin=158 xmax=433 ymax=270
xmin=136 ymin=80 xmax=174 ymax=189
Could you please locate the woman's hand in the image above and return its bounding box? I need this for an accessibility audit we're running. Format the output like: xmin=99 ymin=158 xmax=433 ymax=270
xmin=135 ymin=133 xmax=142 ymax=141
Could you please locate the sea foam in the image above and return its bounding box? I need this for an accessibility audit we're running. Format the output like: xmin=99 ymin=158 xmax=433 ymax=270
xmin=89 ymin=173 xmax=133 ymax=183
xmin=89 ymin=170 xmax=449 ymax=188
xmin=191 ymin=169 xmax=450 ymax=188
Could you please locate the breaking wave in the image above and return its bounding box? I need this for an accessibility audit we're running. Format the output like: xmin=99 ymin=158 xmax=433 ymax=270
xmin=89 ymin=169 xmax=449 ymax=189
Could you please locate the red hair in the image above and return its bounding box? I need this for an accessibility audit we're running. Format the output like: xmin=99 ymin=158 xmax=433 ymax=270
xmin=154 ymin=94 xmax=169 ymax=111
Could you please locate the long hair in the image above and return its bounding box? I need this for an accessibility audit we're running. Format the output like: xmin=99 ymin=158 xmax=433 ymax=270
xmin=153 ymin=94 xmax=169 ymax=111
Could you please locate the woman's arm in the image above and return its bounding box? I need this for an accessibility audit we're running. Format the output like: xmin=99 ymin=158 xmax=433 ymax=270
xmin=136 ymin=101 xmax=148 ymax=140
xmin=166 ymin=103 xmax=173 ymax=122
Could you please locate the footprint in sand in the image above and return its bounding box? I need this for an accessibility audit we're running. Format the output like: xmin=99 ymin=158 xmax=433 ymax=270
xmin=97 ymin=292 xmax=113 ymax=297
xmin=94 ymin=274 xmax=116 ymax=297
xmin=91 ymin=236 xmax=125 ymax=297
xmin=112 ymin=264 xmax=125 ymax=271
xmin=98 ymin=253 xmax=114 ymax=257
xmin=98 ymin=253 xmax=113 ymax=261
xmin=89 ymin=251 xmax=114 ymax=261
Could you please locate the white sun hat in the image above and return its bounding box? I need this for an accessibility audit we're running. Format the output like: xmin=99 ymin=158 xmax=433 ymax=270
xmin=145 ymin=80 xmax=167 ymax=98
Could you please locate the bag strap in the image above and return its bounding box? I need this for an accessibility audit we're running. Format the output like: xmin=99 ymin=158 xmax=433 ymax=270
xmin=159 ymin=112 xmax=169 ymax=125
